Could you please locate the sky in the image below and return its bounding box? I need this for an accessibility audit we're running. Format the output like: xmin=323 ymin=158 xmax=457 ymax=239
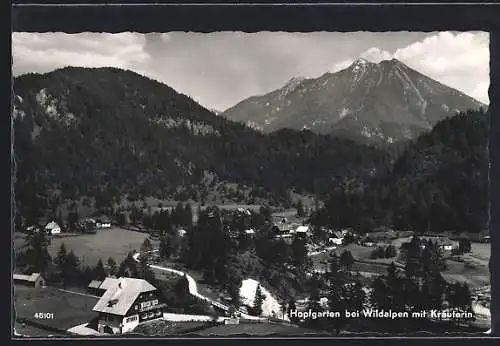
xmin=12 ymin=31 xmax=490 ymax=111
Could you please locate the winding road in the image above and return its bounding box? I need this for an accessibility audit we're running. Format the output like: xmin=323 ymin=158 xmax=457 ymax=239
xmin=132 ymin=250 xmax=265 ymax=321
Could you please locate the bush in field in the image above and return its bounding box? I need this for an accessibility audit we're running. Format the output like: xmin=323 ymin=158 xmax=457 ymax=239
xmin=371 ymin=245 xmax=397 ymax=259
xmin=342 ymin=232 xmax=357 ymax=245
xmin=385 ymin=245 xmax=397 ymax=258
xmin=370 ymin=246 xmax=386 ymax=259
xmin=458 ymin=239 xmax=472 ymax=254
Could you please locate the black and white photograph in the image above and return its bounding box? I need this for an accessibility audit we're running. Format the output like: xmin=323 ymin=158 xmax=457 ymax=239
xmin=12 ymin=30 xmax=491 ymax=337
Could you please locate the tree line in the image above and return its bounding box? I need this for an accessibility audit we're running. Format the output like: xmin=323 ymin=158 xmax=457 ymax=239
xmin=13 ymin=67 xmax=390 ymax=227
xmin=309 ymin=108 xmax=489 ymax=235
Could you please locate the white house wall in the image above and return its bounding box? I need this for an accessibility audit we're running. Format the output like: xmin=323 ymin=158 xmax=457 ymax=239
xmin=122 ymin=314 xmax=140 ymax=333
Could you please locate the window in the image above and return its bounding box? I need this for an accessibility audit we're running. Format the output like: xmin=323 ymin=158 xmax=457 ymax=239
xmin=140 ymin=301 xmax=151 ymax=309
xmin=152 ymin=299 xmax=159 ymax=306
xmin=125 ymin=316 xmax=138 ymax=323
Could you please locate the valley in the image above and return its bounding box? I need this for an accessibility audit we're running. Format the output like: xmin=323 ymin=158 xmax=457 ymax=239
xmin=12 ymin=61 xmax=490 ymax=337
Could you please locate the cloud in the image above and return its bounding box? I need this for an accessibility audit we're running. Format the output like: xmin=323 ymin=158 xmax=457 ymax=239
xmin=12 ymin=31 xmax=489 ymax=109
xmin=360 ymin=47 xmax=393 ymax=63
xmin=393 ymin=31 xmax=490 ymax=104
xmin=12 ymin=32 xmax=150 ymax=76
xmin=330 ymin=32 xmax=489 ymax=104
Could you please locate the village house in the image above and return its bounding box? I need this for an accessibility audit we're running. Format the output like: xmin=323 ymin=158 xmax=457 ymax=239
xmin=92 ymin=277 xmax=166 ymax=335
xmin=437 ymin=238 xmax=454 ymax=251
xmin=421 ymin=237 xmax=454 ymax=251
xmin=244 ymin=228 xmax=256 ymax=236
xmin=79 ymin=218 xmax=97 ymax=233
xmin=87 ymin=280 xmax=106 ymax=296
xmin=44 ymin=221 xmax=61 ymax=235
xmin=24 ymin=225 xmax=40 ymax=233
xmin=236 ymin=207 xmax=252 ymax=216
xmin=480 ymin=235 xmax=491 ymax=243
xmin=328 ymin=231 xmax=344 ymax=245
xmin=96 ymin=215 xmax=112 ymax=229
xmin=295 ymin=225 xmax=311 ymax=237
xmin=13 ymin=273 xmax=46 ymax=288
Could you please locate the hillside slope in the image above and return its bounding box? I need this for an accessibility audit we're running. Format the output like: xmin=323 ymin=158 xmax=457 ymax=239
xmin=221 ymin=58 xmax=485 ymax=144
xmin=312 ymin=108 xmax=489 ymax=234
xmin=12 ymin=67 xmax=389 ymax=224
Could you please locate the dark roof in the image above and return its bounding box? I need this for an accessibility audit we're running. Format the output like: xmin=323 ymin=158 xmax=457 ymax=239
xmin=96 ymin=215 xmax=112 ymax=223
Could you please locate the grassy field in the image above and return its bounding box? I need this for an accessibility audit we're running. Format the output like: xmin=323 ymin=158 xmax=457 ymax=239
xmin=442 ymin=258 xmax=490 ymax=288
xmin=193 ymin=322 xmax=330 ymax=336
xmin=14 ymin=285 xmax=99 ymax=333
xmin=15 ymin=228 xmax=149 ymax=267
xmin=45 ymin=228 xmax=149 ymax=267
xmin=309 ymin=235 xmax=491 ymax=289
xmin=310 ymin=244 xmax=374 ymax=268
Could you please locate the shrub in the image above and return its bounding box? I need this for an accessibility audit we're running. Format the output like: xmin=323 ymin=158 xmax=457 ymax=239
xmin=385 ymin=245 xmax=397 ymax=258
xmin=370 ymin=246 xmax=386 ymax=259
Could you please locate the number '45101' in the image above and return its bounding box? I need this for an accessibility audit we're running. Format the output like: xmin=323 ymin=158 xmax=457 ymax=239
xmin=34 ymin=313 xmax=54 ymax=319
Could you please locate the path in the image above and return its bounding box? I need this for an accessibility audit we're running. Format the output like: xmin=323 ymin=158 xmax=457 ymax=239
xmin=55 ymin=288 xmax=100 ymax=299
xmin=132 ymin=251 xmax=265 ymax=321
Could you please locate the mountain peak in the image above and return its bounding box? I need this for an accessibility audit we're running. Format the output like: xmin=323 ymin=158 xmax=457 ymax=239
xmin=285 ymin=76 xmax=305 ymax=85
xmin=279 ymin=76 xmax=305 ymax=97
xmin=380 ymin=58 xmax=406 ymax=67
xmin=351 ymin=58 xmax=373 ymax=67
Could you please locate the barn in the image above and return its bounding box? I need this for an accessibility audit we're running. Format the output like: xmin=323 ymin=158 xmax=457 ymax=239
xmin=13 ymin=273 xmax=46 ymax=288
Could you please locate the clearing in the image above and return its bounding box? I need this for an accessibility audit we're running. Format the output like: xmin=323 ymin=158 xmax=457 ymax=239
xmin=46 ymin=227 xmax=149 ymax=266
xmin=16 ymin=228 xmax=149 ymax=267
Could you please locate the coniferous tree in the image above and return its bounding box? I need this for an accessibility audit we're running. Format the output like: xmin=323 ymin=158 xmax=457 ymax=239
xmin=252 ymin=285 xmax=265 ymax=316
xmin=93 ymin=259 xmax=107 ymax=280
xmin=140 ymin=238 xmax=153 ymax=263
xmin=288 ymin=298 xmax=299 ymax=323
xmin=291 ymin=236 xmax=308 ymax=268
xmin=107 ymin=257 xmax=117 ymax=277
xmin=339 ymin=250 xmax=355 ymax=271
xmin=64 ymin=250 xmax=81 ymax=286
xmin=20 ymin=231 xmax=52 ymax=274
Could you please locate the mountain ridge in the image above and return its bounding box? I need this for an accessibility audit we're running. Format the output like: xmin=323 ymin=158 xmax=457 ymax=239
xmin=221 ymin=58 xmax=485 ymax=144
xmin=12 ymin=66 xmax=390 ymax=224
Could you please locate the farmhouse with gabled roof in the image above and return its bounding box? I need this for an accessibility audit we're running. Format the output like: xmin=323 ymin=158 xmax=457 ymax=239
xmin=92 ymin=277 xmax=166 ymax=334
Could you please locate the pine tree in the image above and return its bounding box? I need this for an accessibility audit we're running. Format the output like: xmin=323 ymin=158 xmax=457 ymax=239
xmin=227 ymin=281 xmax=241 ymax=309
xmin=107 ymin=257 xmax=117 ymax=277
xmin=252 ymin=285 xmax=265 ymax=316
xmin=385 ymin=262 xmax=405 ymax=311
xmin=184 ymin=203 xmax=193 ymax=228
xmin=54 ymin=243 xmax=68 ymax=286
xmin=296 ymin=200 xmax=305 ymax=217
xmin=20 ymin=231 xmax=52 ymax=274
xmin=65 ymin=250 xmax=81 ymax=286
xmin=339 ymin=250 xmax=354 ymax=271
xmin=54 ymin=243 xmax=68 ymax=269
xmin=370 ymin=276 xmax=390 ymax=310
xmin=159 ymin=235 xmax=170 ymax=260
xmin=93 ymin=259 xmax=107 ymax=280
xmin=291 ymin=236 xmax=307 ymax=268
xmin=288 ymin=298 xmax=299 ymax=322
xmin=140 ymin=238 xmax=153 ymax=263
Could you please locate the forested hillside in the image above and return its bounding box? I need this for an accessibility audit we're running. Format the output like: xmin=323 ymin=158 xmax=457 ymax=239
xmin=310 ymin=108 xmax=489 ymax=234
xmin=13 ymin=67 xmax=388 ymax=225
